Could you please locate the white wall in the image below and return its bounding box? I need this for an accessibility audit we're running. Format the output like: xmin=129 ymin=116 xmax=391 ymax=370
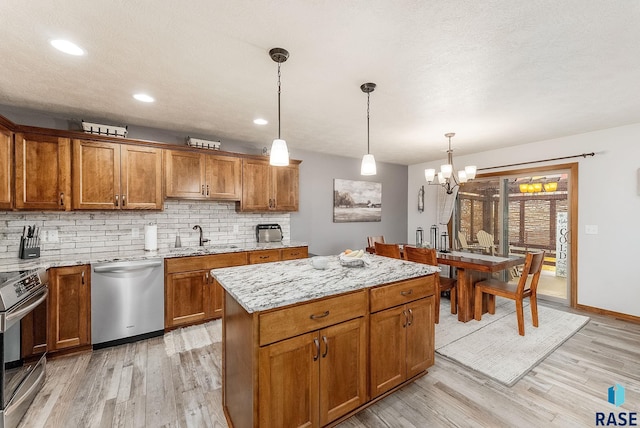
xmin=408 ymin=124 xmax=640 ymax=317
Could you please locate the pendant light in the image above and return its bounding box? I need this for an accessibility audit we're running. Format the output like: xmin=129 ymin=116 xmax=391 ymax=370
xmin=269 ymin=47 xmax=290 ymax=166
xmin=360 ymin=82 xmax=377 ymax=175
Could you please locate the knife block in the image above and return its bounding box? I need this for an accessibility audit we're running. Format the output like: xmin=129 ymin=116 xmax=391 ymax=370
xmin=19 ymin=237 xmax=40 ymax=259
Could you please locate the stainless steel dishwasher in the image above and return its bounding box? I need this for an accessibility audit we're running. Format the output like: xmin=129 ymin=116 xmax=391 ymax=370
xmin=91 ymin=258 xmax=164 ymax=348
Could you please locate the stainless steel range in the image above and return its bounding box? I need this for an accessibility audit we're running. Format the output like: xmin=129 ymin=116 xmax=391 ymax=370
xmin=0 ymin=268 xmax=48 ymax=428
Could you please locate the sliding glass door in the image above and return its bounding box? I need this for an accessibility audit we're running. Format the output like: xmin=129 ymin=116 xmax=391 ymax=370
xmin=453 ymin=167 xmax=572 ymax=304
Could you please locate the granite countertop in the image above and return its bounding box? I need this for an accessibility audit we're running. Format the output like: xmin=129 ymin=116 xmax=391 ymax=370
xmin=212 ymin=255 xmax=439 ymax=313
xmin=0 ymin=241 xmax=308 ymax=272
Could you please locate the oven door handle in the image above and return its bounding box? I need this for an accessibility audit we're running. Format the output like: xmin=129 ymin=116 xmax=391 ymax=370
xmin=5 ymin=287 xmax=48 ymax=326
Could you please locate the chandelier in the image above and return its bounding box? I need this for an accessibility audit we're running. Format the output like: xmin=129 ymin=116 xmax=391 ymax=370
xmin=424 ymin=133 xmax=477 ymax=194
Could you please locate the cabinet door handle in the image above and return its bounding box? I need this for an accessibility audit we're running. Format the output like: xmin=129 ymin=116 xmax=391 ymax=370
xmin=322 ymin=336 xmax=328 ymax=358
xmin=310 ymin=311 xmax=329 ymax=320
xmin=122 ymin=195 xmax=126 ymax=207
xmin=204 ymin=272 xmax=209 ymax=283
xmin=402 ymin=309 xmax=408 ymax=328
xmin=206 ymin=184 xmax=210 ymax=196
xmin=81 ymin=271 xmax=85 ymax=285
xmin=313 ymin=338 xmax=320 ymax=361
xmin=400 ymin=289 xmax=413 ymax=296
xmin=60 ymin=192 xmax=64 ymax=206
xmin=115 ymin=195 xmax=119 ymax=207
xmin=408 ymin=308 xmax=413 ymax=326
xmin=202 ymin=185 xmax=205 ymax=196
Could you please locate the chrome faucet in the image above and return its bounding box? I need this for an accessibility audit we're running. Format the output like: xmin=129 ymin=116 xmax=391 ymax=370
xmin=192 ymin=225 xmax=210 ymax=246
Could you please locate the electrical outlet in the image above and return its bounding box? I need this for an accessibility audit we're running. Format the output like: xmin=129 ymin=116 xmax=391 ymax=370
xmin=233 ymin=224 xmax=239 ymax=234
xmin=49 ymin=230 xmax=59 ymax=242
xmin=132 ymin=228 xmax=139 ymax=238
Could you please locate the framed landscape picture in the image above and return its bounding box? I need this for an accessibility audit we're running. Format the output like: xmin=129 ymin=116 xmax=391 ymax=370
xmin=333 ymin=179 xmax=382 ymax=223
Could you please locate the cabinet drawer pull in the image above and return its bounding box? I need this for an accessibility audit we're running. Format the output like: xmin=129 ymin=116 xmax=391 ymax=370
xmin=60 ymin=192 xmax=64 ymax=206
xmin=122 ymin=194 xmax=126 ymax=207
xmin=402 ymin=309 xmax=408 ymax=327
xmin=322 ymin=336 xmax=328 ymax=358
xmin=259 ymin=255 xmax=269 ymax=259
xmin=408 ymin=308 xmax=413 ymax=326
xmin=115 ymin=194 xmax=119 ymax=207
xmin=310 ymin=311 xmax=329 ymax=320
xmin=313 ymin=338 xmax=320 ymax=361
xmin=400 ymin=289 xmax=413 ymax=296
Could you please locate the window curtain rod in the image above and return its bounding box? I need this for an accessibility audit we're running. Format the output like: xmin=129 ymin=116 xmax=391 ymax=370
xmin=477 ymin=152 xmax=595 ymax=171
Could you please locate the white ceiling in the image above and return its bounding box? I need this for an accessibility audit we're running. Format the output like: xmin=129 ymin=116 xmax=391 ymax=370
xmin=1 ymin=1 xmax=639 ymax=165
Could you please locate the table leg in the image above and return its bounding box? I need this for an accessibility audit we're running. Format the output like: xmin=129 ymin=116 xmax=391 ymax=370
xmin=457 ymin=269 xmax=491 ymax=322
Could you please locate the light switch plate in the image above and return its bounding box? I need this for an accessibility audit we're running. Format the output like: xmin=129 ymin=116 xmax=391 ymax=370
xmin=233 ymin=224 xmax=239 ymax=234
xmin=585 ymin=225 xmax=598 ymax=235
xmin=48 ymin=230 xmax=59 ymax=242
xmin=132 ymin=228 xmax=139 ymax=238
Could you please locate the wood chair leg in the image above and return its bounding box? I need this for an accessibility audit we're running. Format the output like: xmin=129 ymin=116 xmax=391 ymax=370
xmin=474 ymin=287 xmax=483 ymax=321
xmin=450 ymin=287 xmax=457 ymax=315
xmin=530 ymin=294 xmax=539 ymax=328
xmin=515 ymin=300 xmax=525 ymax=336
xmin=487 ymin=295 xmax=496 ymax=314
xmin=435 ymin=289 xmax=441 ymax=324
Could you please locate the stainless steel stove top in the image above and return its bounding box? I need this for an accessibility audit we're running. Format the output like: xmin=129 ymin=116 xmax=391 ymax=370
xmin=0 ymin=268 xmax=47 ymax=312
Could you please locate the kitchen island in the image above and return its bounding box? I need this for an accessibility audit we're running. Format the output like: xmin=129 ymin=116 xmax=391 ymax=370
xmin=213 ymin=255 xmax=439 ymax=428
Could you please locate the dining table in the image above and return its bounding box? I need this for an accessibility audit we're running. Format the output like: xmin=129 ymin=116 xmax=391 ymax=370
xmin=436 ymin=250 xmax=525 ymax=322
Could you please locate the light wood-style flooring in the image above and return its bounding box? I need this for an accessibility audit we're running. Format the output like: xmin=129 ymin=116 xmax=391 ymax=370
xmin=19 ymin=304 xmax=640 ymax=427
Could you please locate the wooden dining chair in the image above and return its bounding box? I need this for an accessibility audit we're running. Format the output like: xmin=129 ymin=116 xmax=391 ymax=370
xmin=404 ymin=246 xmax=457 ymax=323
xmin=473 ymin=251 xmax=545 ymax=336
xmin=366 ymin=236 xmax=385 ymax=254
xmin=374 ymin=242 xmax=401 ymax=259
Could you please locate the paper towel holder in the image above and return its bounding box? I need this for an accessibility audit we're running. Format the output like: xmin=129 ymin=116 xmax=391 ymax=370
xmin=144 ymin=223 xmax=158 ymax=251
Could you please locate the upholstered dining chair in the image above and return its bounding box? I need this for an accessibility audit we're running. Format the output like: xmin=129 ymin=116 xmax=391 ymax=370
xmin=366 ymin=236 xmax=385 ymax=254
xmin=476 ymin=230 xmax=496 ymax=255
xmin=404 ymin=246 xmax=457 ymax=324
xmin=374 ymin=242 xmax=401 ymax=259
xmin=473 ymin=251 xmax=545 ymax=336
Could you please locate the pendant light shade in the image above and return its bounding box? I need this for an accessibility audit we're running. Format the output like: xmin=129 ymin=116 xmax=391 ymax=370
xmin=361 ymin=154 xmax=377 ymax=175
xmin=360 ymin=82 xmax=377 ymax=176
xmin=270 ymin=139 xmax=289 ymax=166
xmin=269 ymin=48 xmax=290 ymax=166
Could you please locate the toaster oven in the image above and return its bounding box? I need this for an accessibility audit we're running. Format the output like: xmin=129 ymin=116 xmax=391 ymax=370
xmin=256 ymin=224 xmax=283 ymax=243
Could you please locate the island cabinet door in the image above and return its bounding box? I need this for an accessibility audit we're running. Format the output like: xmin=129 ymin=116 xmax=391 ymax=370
xmin=369 ymin=305 xmax=407 ymax=398
xmin=165 ymin=270 xmax=212 ymax=328
xmin=319 ymin=317 xmax=367 ymax=426
xmin=259 ymin=331 xmax=319 ymax=428
xmin=405 ymin=296 xmax=435 ymax=378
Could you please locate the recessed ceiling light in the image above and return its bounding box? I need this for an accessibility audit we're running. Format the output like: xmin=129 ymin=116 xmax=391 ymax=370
xmin=50 ymin=39 xmax=85 ymax=56
xmin=133 ymin=93 xmax=155 ymax=103
xmin=253 ymin=118 xmax=268 ymax=125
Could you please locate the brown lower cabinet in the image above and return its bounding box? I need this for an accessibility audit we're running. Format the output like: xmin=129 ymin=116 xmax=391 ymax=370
xmin=164 ymin=252 xmax=248 ymax=329
xmin=47 ymin=264 xmax=92 ymax=353
xmin=258 ymin=316 xmax=367 ymax=427
xmin=369 ymin=281 xmax=435 ymax=398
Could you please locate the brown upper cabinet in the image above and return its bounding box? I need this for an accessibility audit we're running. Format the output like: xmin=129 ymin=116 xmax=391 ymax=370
xmin=239 ymin=159 xmax=299 ymax=212
xmin=165 ymin=150 xmax=241 ymax=200
xmin=72 ymin=140 xmax=163 ymax=210
xmin=0 ymin=124 xmax=12 ymax=209
xmin=15 ymin=132 xmax=71 ymax=210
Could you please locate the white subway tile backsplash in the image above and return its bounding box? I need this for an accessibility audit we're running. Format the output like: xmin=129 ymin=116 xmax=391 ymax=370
xmin=0 ymin=200 xmax=290 ymax=261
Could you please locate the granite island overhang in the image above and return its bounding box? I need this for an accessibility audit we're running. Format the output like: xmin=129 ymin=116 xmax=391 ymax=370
xmin=212 ymin=255 xmax=439 ymax=428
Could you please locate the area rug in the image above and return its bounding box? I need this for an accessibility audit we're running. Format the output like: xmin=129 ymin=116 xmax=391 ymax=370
xmin=435 ymin=298 xmax=590 ymax=386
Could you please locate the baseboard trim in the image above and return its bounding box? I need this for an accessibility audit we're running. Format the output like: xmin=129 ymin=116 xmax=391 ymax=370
xmin=576 ymin=304 xmax=640 ymax=324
